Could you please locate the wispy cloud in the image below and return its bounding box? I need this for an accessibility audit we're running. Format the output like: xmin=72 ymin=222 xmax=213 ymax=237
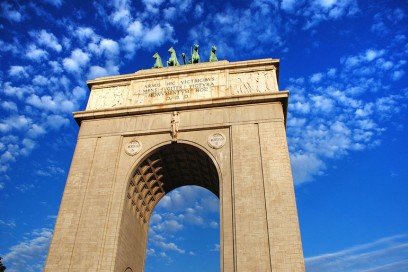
xmin=305 ymin=234 xmax=408 ymax=272
xmin=2 ymin=228 xmax=53 ymax=272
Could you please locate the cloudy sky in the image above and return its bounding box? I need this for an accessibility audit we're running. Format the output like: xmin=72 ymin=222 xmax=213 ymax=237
xmin=0 ymin=0 xmax=407 ymax=271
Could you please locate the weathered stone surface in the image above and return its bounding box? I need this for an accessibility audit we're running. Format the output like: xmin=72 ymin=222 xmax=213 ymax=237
xmin=45 ymin=58 xmax=304 ymax=272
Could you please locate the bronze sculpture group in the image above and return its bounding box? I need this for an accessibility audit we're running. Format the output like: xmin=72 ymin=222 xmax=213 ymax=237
xmin=152 ymin=44 xmax=218 ymax=68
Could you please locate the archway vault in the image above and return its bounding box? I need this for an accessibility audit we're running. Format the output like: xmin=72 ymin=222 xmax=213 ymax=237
xmin=126 ymin=143 xmax=219 ymax=228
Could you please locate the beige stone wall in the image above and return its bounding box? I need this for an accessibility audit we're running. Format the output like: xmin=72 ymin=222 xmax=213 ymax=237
xmin=45 ymin=59 xmax=304 ymax=272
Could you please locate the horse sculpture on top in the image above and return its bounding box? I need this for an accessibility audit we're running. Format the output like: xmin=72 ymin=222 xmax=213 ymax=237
xmin=167 ymin=47 xmax=180 ymax=66
xmin=155 ymin=44 xmax=217 ymax=68
xmin=209 ymin=46 xmax=218 ymax=62
xmin=152 ymin=52 xmax=163 ymax=68
xmin=191 ymin=44 xmax=200 ymax=64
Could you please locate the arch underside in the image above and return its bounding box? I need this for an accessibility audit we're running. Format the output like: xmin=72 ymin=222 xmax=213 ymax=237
xmin=126 ymin=143 xmax=219 ymax=227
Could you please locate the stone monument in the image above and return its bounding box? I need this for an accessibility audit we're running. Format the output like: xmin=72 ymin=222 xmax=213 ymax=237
xmin=45 ymin=58 xmax=305 ymax=271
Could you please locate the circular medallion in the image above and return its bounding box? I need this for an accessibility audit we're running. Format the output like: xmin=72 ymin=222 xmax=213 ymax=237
xmin=125 ymin=140 xmax=142 ymax=156
xmin=208 ymin=132 xmax=226 ymax=149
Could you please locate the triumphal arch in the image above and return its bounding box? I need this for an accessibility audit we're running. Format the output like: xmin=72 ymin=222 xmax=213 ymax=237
xmin=45 ymin=58 xmax=305 ymax=271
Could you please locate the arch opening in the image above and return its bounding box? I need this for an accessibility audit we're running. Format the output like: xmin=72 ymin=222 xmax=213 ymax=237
xmin=125 ymin=142 xmax=220 ymax=228
xmin=123 ymin=142 xmax=221 ymax=271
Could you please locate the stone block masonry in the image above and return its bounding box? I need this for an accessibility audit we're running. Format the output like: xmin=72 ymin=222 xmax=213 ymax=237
xmin=45 ymin=58 xmax=304 ymax=271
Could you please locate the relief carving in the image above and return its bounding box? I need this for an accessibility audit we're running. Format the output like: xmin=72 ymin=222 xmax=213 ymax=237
xmin=87 ymin=86 xmax=128 ymax=110
xmin=230 ymin=70 xmax=277 ymax=95
xmin=170 ymin=111 xmax=180 ymax=142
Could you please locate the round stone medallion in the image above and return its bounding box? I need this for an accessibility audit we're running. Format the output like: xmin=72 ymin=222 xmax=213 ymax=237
xmin=208 ymin=132 xmax=226 ymax=149
xmin=125 ymin=140 xmax=142 ymax=156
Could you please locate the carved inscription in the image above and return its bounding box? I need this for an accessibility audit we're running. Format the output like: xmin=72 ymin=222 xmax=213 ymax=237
xmin=208 ymin=133 xmax=226 ymax=149
xmin=130 ymin=75 xmax=219 ymax=105
xmin=125 ymin=140 xmax=142 ymax=156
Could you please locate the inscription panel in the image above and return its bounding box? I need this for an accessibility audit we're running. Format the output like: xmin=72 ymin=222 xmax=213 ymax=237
xmin=86 ymin=69 xmax=278 ymax=111
xmin=129 ymin=74 xmax=220 ymax=106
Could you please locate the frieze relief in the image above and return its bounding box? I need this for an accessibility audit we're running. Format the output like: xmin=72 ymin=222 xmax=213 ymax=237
xmin=229 ymin=70 xmax=278 ymax=95
xmin=86 ymin=69 xmax=278 ymax=111
xmin=87 ymin=86 xmax=129 ymax=110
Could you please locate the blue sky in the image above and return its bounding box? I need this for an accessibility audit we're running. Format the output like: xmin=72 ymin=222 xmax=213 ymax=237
xmin=0 ymin=0 xmax=407 ymax=271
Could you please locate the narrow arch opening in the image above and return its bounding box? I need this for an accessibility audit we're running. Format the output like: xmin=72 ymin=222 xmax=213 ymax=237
xmin=125 ymin=143 xmax=221 ymax=271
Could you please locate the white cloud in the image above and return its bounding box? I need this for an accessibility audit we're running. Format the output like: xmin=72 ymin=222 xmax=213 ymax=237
xmin=1 ymin=150 xmax=15 ymax=163
xmin=146 ymin=248 xmax=156 ymax=256
xmin=0 ymin=219 xmax=16 ymax=228
xmin=31 ymin=29 xmax=62 ymax=52
xmin=155 ymin=241 xmax=185 ymax=254
xmin=48 ymin=61 xmax=62 ymax=73
xmin=21 ymin=138 xmax=36 ymax=156
xmin=158 ymin=186 xmax=204 ymax=211
xmin=32 ymin=94 xmax=59 ymax=111
xmin=25 ymin=45 xmax=48 ymax=61
xmin=106 ymin=0 xmax=133 ymax=28
xmin=342 ymin=49 xmax=385 ymax=70
xmin=63 ymin=48 xmax=90 ymax=74
xmin=184 ymin=207 xmax=204 ymax=225
xmin=3 ymin=228 xmax=52 ymax=272
xmin=150 ymin=213 xmax=162 ymax=224
xmin=0 ymin=182 xmax=5 ymax=190
xmin=189 ymin=4 xmax=284 ymax=59
xmin=27 ymin=124 xmax=46 ymax=138
xmin=284 ymin=38 xmax=408 ymax=184
xmin=310 ymin=95 xmax=334 ymax=113
xmin=1 ymin=101 xmax=18 ymax=112
xmin=0 ymin=2 xmax=23 ymax=22
xmin=4 ymin=115 xmax=31 ymax=130
xmin=121 ymin=21 xmax=175 ymax=58
xmin=291 ymin=153 xmax=326 ymax=184
xmin=45 ymin=114 xmax=70 ymax=130
xmin=142 ymin=0 xmax=165 ymax=15
xmin=210 ymin=243 xmax=220 ymax=252
xmin=9 ymin=66 xmax=29 ymax=78
xmin=87 ymin=62 xmax=120 ymax=80
xmin=16 ymin=183 xmax=35 ymax=193
xmin=305 ymin=234 xmax=408 ymax=272
xmin=310 ymin=73 xmax=323 ymax=83
xmin=392 ymin=70 xmax=405 ymax=81
xmin=127 ymin=20 xmax=144 ymax=37
xmin=72 ymin=86 xmax=87 ymax=99
xmin=32 ymin=75 xmax=49 ymax=86
xmin=36 ymin=165 xmax=65 ymax=176
xmin=163 ymin=7 xmax=177 ymax=20
xmin=100 ymin=39 xmax=119 ymax=57
xmin=169 ymin=0 xmax=192 ymax=12
xmin=194 ymin=3 xmax=203 ymax=18
xmin=280 ymin=0 xmax=359 ymax=28
xmin=281 ymin=0 xmax=302 ymax=12
xmin=209 ymin=221 xmax=218 ymax=228
xmin=75 ymin=27 xmax=100 ymax=44
xmin=41 ymin=0 xmax=63 ymax=8
xmin=143 ymin=24 xmax=174 ymax=47
xmin=153 ymin=219 xmax=183 ymax=233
